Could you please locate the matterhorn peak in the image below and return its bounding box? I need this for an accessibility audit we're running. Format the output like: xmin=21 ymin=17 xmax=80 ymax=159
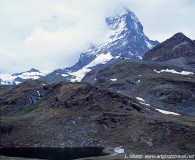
xmin=106 ymin=8 xmax=143 ymax=35
xmin=34 ymin=8 xmax=159 ymax=84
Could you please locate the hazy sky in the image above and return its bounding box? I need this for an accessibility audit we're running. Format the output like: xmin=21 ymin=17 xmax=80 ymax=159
xmin=0 ymin=0 xmax=194 ymax=73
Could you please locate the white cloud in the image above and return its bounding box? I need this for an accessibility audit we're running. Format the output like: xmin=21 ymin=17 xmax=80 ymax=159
xmin=0 ymin=46 xmax=21 ymax=73
xmin=126 ymin=0 xmax=195 ymax=41
xmin=0 ymin=0 xmax=194 ymax=73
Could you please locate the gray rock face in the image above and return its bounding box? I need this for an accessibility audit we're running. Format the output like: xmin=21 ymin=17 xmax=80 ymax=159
xmin=82 ymin=59 xmax=195 ymax=116
xmin=0 ymin=80 xmax=47 ymax=116
xmin=143 ymin=33 xmax=195 ymax=62
xmin=66 ymin=9 xmax=158 ymax=71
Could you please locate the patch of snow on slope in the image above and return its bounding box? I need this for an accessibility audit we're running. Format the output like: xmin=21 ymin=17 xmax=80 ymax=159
xmin=136 ymin=97 xmax=145 ymax=102
xmin=70 ymin=52 xmax=113 ymax=82
xmin=37 ymin=90 xmax=41 ymax=99
xmin=87 ymin=52 xmax=113 ymax=67
xmin=110 ymin=78 xmax=117 ymax=81
xmin=145 ymin=40 xmax=154 ymax=49
xmin=139 ymin=102 xmax=150 ymax=106
xmin=61 ymin=74 xmax=68 ymax=77
xmin=15 ymin=81 xmax=21 ymax=85
xmin=137 ymin=56 xmax=142 ymax=60
xmin=156 ymin=108 xmax=180 ymax=115
xmin=154 ymin=69 xmax=194 ymax=75
xmin=69 ymin=68 xmax=91 ymax=82
xmin=136 ymin=97 xmax=150 ymax=106
xmin=134 ymin=22 xmax=139 ymax=30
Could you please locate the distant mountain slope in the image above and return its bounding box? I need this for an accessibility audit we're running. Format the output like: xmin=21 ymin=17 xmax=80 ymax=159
xmin=82 ymin=59 xmax=195 ymax=116
xmin=0 ymin=68 xmax=50 ymax=85
xmin=143 ymin=33 xmax=195 ymax=62
xmin=163 ymin=56 xmax=195 ymax=70
xmin=41 ymin=8 xmax=158 ymax=84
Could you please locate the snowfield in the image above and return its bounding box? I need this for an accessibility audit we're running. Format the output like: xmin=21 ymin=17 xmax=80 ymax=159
xmin=0 ymin=70 xmax=50 ymax=85
xmin=69 ymin=52 xmax=113 ymax=82
xmin=154 ymin=69 xmax=194 ymax=75
xmin=156 ymin=108 xmax=180 ymax=115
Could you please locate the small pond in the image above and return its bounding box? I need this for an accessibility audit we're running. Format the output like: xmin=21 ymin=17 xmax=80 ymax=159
xmin=0 ymin=147 xmax=107 ymax=160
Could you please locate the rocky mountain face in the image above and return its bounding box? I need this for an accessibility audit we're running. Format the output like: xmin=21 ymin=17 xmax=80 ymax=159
xmin=41 ymin=9 xmax=158 ymax=84
xmin=67 ymin=9 xmax=158 ymax=70
xmin=1 ymin=80 xmax=195 ymax=154
xmin=0 ymin=68 xmax=50 ymax=85
xmin=82 ymin=59 xmax=195 ymax=116
xmin=143 ymin=33 xmax=195 ymax=62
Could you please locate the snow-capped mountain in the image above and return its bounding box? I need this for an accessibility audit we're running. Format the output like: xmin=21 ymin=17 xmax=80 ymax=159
xmin=0 ymin=68 xmax=50 ymax=85
xmin=41 ymin=8 xmax=159 ymax=84
xmin=71 ymin=8 xmax=159 ymax=70
xmin=1 ymin=8 xmax=159 ymax=85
